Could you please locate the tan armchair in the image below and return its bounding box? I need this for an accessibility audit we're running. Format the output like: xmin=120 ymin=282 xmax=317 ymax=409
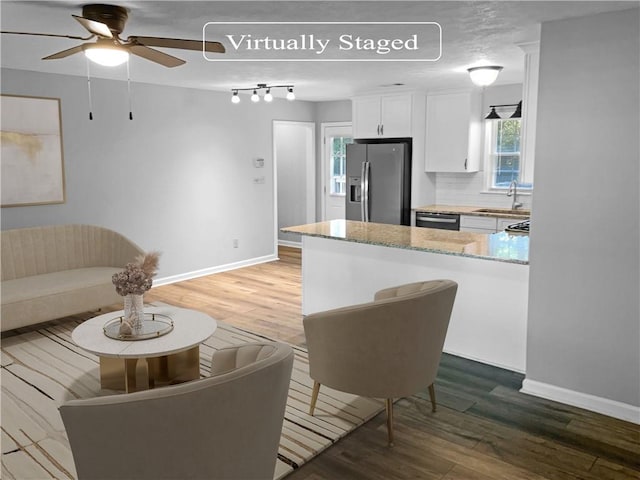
xmin=59 ymin=342 xmax=294 ymax=480
xmin=303 ymin=279 xmax=458 ymax=446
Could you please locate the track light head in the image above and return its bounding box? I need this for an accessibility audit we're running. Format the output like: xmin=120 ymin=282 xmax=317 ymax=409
xmin=264 ymin=89 xmax=273 ymax=102
xmin=286 ymin=87 xmax=295 ymax=101
xmin=231 ymin=91 xmax=240 ymax=104
xmin=251 ymin=90 xmax=260 ymax=103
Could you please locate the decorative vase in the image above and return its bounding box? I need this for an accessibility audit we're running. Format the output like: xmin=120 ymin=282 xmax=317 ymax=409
xmin=123 ymin=294 xmax=144 ymax=333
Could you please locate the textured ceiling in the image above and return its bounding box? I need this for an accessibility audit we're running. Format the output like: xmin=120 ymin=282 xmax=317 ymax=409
xmin=0 ymin=1 xmax=635 ymax=101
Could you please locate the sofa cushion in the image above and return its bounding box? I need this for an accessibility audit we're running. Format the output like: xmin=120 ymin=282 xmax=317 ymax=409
xmin=1 ymin=267 xmax=124 ymax=332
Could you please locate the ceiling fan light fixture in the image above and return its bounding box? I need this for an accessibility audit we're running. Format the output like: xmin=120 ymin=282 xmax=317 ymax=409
xmin=467 ymin=65 xmax=503 ymax=87
xmin=84 ymin=44 xmax=129 ymax=67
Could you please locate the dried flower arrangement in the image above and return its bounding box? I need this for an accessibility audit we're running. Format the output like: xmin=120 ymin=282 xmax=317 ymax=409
xmin=112 ymin=251 xmax=161 ymax=296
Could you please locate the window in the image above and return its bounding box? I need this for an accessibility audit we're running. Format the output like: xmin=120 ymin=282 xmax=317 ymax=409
xmin=485 ymin=118 xmax=533 ymax=190
xmin=329 ymin=136 xmax=353 ymax=195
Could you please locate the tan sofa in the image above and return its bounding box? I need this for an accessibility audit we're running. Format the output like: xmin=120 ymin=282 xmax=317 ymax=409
xmin=1 ymin=224 xmax=144 ymax=332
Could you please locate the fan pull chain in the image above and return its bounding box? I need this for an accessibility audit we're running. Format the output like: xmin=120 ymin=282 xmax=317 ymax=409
xmin=85 ymin=58 xmax=93 ymax=120
xmin=127 ymin=60 xmax=133 ymax=120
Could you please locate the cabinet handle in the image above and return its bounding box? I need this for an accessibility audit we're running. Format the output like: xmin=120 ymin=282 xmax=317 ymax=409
xmin=380 ymin=124 xmax=384 ymax=136
xmin=377 ymin=124 xmax=381 ymax=136
xmin=464 ymin=158 xmax=467 ymax=170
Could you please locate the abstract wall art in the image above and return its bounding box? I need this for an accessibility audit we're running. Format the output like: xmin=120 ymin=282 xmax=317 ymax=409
xmin=1 ymin=94 xmax=66 ymax=207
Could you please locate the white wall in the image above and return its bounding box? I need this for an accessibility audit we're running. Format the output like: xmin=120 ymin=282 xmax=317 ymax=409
xmin=275 ymin=121 xmax=315 ymax=244
xmin=1 ymin=68 xmax=315 ymax=281
xmin=434 ymin=83 xmax=533 ymax=210
xmin=524 ymin=8 xmax=639 ymax=420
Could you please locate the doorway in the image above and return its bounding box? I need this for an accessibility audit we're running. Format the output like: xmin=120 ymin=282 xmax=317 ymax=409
xmin=273 ymin=121 xmax=316 ymax=249
xmin=320 ymin=122 xmax=353 ymax=221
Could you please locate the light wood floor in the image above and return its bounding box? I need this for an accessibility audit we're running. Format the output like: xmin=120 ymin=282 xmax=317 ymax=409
xmin=147 ymin=246 xmax=639 ymax=480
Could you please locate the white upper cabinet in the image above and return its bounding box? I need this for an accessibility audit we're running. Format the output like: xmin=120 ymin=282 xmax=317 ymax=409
xmin=352 ymin=93 xmax=413 ymax=138
xmin=424 ymin=91 xmax=482 ymax=173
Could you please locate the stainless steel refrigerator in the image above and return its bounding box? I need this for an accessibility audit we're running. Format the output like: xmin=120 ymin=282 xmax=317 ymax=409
xmin=345 ymin=139 xmax=412 ymax=225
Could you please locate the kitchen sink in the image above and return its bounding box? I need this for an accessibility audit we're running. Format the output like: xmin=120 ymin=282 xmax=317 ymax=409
xmin=473 ymin=208 xmax=531 ymax=216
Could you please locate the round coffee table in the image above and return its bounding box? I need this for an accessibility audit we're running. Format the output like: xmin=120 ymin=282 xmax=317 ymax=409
xmin=72 ymin=305 xmax=216 ymax=393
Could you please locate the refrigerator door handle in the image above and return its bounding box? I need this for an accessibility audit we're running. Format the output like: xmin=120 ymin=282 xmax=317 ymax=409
xmin=363 ymin=161 xmax=371 ymax=222
xmin=360 ymin=162 xmax=366 ymax=221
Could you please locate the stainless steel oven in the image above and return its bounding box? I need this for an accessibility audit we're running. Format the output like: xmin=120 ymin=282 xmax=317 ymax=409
xmin=415 ymin=212 xmax=460 ymax=231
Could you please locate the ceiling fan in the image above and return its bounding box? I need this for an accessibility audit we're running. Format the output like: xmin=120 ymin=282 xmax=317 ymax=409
xmin=1 ymin=3 xmax=225 ymax=67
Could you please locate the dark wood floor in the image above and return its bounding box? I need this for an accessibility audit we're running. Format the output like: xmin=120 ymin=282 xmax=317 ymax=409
xmin=150 ymin=246 xmax=640 ymax=480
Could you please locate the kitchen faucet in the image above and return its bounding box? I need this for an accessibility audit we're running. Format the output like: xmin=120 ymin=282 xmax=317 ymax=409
xmin=507 ymin=180 xmax=523 ymax=210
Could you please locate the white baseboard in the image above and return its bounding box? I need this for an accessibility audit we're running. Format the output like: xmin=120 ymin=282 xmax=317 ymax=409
xmin=521 ymin=379 xmax=640 ymax=424
xmin=153 ymin=254 xmax=278 ymax=287
xmin=278 ymin=240 xmax=302 ymax=249
xmin=443 ymin=348 xmax=525 ymax=374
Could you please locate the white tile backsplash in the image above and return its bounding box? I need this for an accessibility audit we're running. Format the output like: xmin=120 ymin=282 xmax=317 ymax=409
xmin=435 ymin=172 xmax=533 ymax=209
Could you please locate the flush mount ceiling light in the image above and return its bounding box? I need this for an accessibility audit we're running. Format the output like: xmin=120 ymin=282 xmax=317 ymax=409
xmin=467 ymin=65 xmax=503 ymax=87
xmin=485 ymin=101 xmax=523 ymax=120
xmin=230 ymin=83 xmax=295 ymax=104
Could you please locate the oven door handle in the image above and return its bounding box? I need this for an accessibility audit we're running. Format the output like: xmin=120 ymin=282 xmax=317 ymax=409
xmin=417 ymin=216 xmax=458 ymax=223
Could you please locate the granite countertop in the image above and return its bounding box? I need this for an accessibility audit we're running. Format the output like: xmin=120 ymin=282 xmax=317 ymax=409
xmin=282 ymin=220 xmax=529 ymax=264
xmin=414 ymin=204 xmax=531 ymax=219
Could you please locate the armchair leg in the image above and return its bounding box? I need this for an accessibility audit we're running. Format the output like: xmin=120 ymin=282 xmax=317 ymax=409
xmin=428 ymin=383 xmax=437 ymax=412
xmin=385 ymin=398 xmax=394 ymax=447
xmin=309 ymin=381 xmax=321 ymax=415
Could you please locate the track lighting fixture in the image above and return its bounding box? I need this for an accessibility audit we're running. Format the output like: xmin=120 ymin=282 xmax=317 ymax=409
xmin=485 ymin=101 xmax=523 ymax=120
xmin=467 ymin=65 xmax=503 ymax=87
xmin=230 ymin=83 xmax=295 ymax=104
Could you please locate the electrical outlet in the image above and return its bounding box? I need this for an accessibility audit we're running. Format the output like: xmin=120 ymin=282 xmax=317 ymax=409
xmin=233 ymin=239 xmax=239 ymax=248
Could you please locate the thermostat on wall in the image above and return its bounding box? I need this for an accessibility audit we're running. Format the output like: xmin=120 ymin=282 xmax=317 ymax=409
xmin=254 ymin=158 xmax=265 ymax=168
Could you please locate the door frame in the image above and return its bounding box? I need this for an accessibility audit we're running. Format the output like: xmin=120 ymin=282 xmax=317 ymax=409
xmin=320 ymin=121 xmax=352 ymax=221
xmin=272 ymin=120 xmax=316 ymax=251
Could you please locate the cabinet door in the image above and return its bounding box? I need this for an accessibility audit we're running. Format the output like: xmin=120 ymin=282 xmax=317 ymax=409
xmin=425 ymin=92 xmax=481 ymax=172
xmin=460 ymin=215 xmax=497 ymax=233
xmin=353 ymin=97 xmax=381 ymax=138
xmin=380 ymin=94 xmax=412 ymax=137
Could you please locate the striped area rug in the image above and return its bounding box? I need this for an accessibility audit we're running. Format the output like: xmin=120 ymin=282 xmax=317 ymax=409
xmin=1 ymin=313 xmax=384 ymax=480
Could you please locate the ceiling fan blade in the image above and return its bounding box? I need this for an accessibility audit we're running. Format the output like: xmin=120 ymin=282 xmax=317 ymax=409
xmin=1 ymin=30 xmax=91 ymax=41
xmin=127 ymin=36 xmax=225 ymax=53
xmin=42 ymin=45 xmax=85 ymax=60
xmin=128 ymin=45 xmax=185 ymax=68
xmin=72 ymin=15 xmax=113 ymax=39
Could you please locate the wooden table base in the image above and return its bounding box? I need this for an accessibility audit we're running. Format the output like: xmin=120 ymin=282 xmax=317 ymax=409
xmin=99 ymin=346 xmax=200 ymax=393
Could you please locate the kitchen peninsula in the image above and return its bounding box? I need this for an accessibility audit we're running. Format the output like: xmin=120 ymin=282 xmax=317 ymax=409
xmin=282 ymin=220 xmax=530 ymax=372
